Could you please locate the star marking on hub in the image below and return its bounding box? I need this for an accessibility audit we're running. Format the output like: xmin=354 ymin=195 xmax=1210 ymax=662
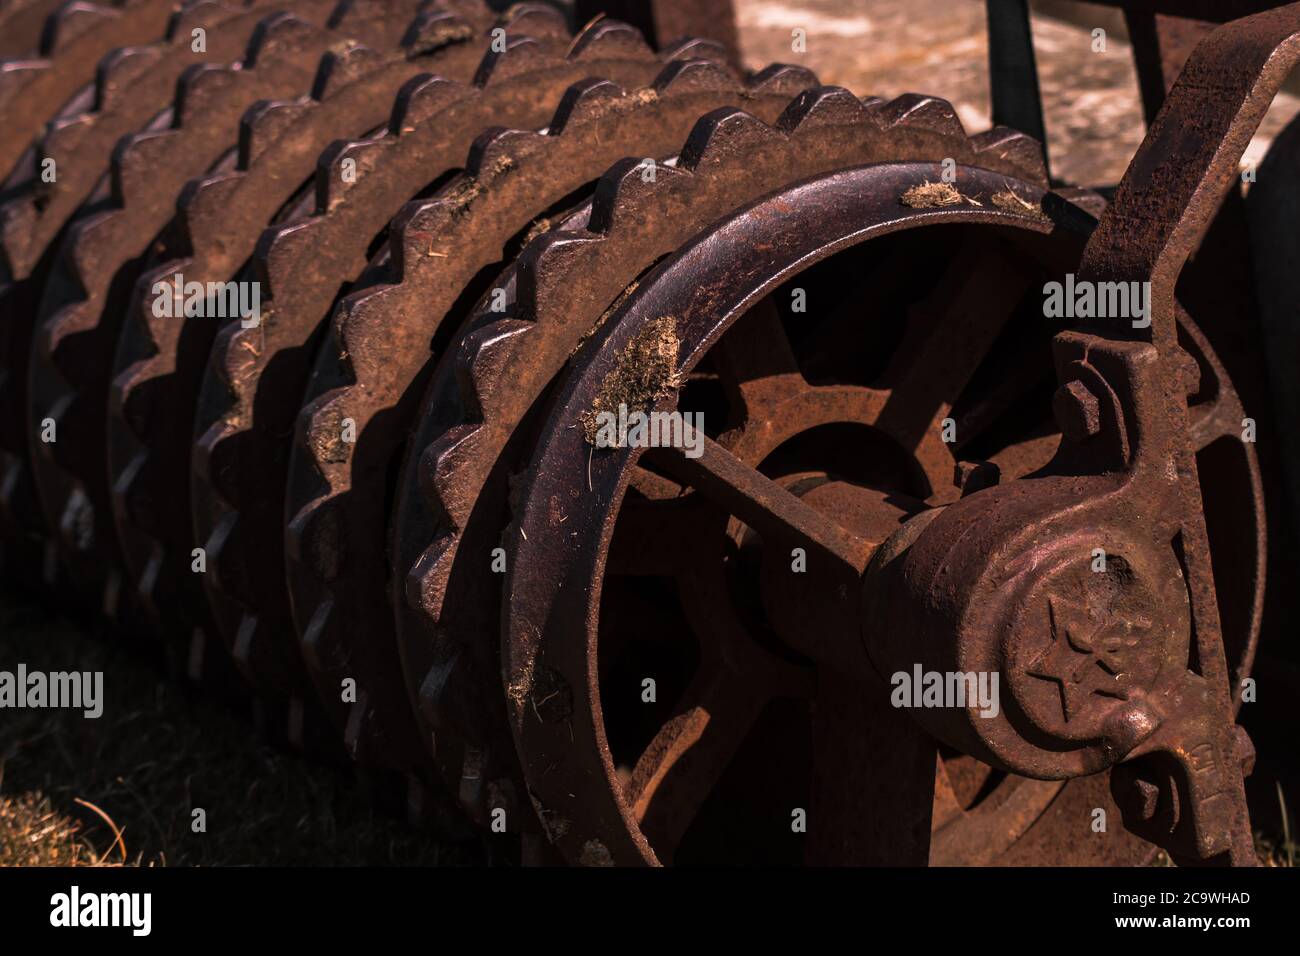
xmin=1026 ymin=597 xmax=1149 ymax=722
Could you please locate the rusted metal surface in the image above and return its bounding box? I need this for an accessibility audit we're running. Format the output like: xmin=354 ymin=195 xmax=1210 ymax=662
xmin=186 ymin=17 xmax=676 ymax=711
xmin=0 ymin=0 xmax=65 ymax=58
xmin=392 ymin=91 xmax=1046 ymax=849
xmin=25 ymin=0 xmax=430 ymax=633
xmin=0 ymin=0 xmax=1287 ymax=864
xmin=106 ymin=0 xmax=503 ymax=750
xmin=281 ymin=54 xmax=806 ymax=824
xmin=0 ymin=0 xmax=181 ymax=183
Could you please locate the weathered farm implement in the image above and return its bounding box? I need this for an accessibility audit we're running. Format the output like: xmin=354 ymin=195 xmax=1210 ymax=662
xmin=0 ymin=0 xmax=1297 ymax=865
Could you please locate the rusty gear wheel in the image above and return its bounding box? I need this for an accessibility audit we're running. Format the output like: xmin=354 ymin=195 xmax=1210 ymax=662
xmin=0 ymin=0 xmax=337 ymax=606
xmin=0 ymin=0 xmax=1274 ymax=867
xmin=391 ymin=88 xmax=1048 ymax=843
xmin=104 ymin=1 xmax=504 ymax=696
xmin=498 ymin=160 xmax=1264 ymax=864
xmin=0 ymin=0 xmax=212 ymax=589
xmin=24 ymin=0 xmax=431 ymax=628
xmin=184 ymin=18 xmax=717 ymax=737
xmin=283 ymin=55 xmax=815 ymax=825
xmin=0 ymin=0 xmax=182 ymax=183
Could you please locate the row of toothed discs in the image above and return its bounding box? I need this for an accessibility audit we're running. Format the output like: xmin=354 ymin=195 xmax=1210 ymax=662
xmin=2 ymin=0 xmax=1258 ymax=865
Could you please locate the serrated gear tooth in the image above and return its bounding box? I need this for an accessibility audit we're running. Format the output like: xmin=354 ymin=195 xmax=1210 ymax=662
xmin=0 ymin=199 xmax=37 ymax=280
xmin=193 ymin=418 xmax=236 ymax=492
xmin=42 ymin=111 xmax=92 ymax=159
xmin=111 ymin=450 xmax=152 ymax=533
xmin=323 ymin=271 xmax=378 ymax=347
xmin=330 ymin=0 xmax=429 ymax=31
xmin=43 ymin=1 xmax=117 ymax=54
xmin=318 ymin=137 xmax=389 ymax=211
xmin=212 ymin=324 xmax=264 ymax=405
xmin=419 ymin=424 xmax=491 ymax=532
xmin=473 ymin=34 xmax=554 ymax=87
xmin=177 ymin=172 xmax=244 ymax=252
xmin=111 ymin=351 xmax=158 ymax=442
xmin=231 ymin=612 xmax=261 ymax=674
xmin=59 ymin=210 xmax=116 ymax=296
xmin=390 ymin=74 xmax=474 ymax=131
xmin=167 ymin=0 xmax=227 ymax=38
xmin=175 ymin=63 xmax=244 ymax=122
xmin=458 ymin=319 xmax=533 ymax=421
xmin=970 ymin=126 xmax=1048 ymax=185
xmin=299 ymin=598 xmax=339 ymax=671
xmin=95 ymin=46 xmax=164 ymax=111
xmin=239 ymin=97 xmax=315 ymax=166
xmin=386 ymin=199 xmax=450 ymax=274
xmin=343 ymin=695 xmax=377 ymax=763
xmin=516 ymin=232 xmax=606 ymax=316
xmin=569 ymin=17 xmax=653 ymax=61
xmin=311 ymin=41 xmax=383 ymax=100
xmin=661 ymin=36 xmax=729 ymax=63
xmin=466 ymin=126 xmax=541 ymax=178
xmin=206 ymin=510 xmax=253 ymax=601
xmin=652 ymin=56 xmax=740 ymax=96
xmin=746 ymin=62 xmax=819 ymax=95
xmin=0 ymin=60 xmax=47 ymax=112
xmin=401 ymin=9 xmax=475 ymax=57
xmin=136 ymin=543 xmax=163 ymax=613
xmin=112 ymin=129 xmax=177 ymax=204
xmin=134 ymin=256 xmax=192 ymax=347
xmin=286 ymin=493 xmax=343 ymax=581
xmin=298 ymin=388 xmax=351 ymax=470
xmin=257 ymin=218 xmax=327 ymax=299
xmin=678 ymin=107 xmax=780 ymax=171
xmin=776 ymin=85 xmax=872 ymax=134
xmin=56 ymin=484 xmax=94 ymax=553
xmin=549 ymin=77 xmax=626 ymax=132
xmin=245 ymin=13 xmax=320 ymax=68
xmin=877 ymin=92 xmax=967 ymax=141
xmin=418 ymin=654 xmax=457 ymax=730
xmin=40 ymin=301 xmax=90 ymax=367
xmin=406 ymin=531 xmax=457 ymax=625
xmin=498 ymin=3 xmax=568 ymax=40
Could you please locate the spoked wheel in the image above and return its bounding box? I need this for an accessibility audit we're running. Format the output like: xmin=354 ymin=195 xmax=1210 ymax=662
xmin=503 ymin=163 xmax=1263 ymax=865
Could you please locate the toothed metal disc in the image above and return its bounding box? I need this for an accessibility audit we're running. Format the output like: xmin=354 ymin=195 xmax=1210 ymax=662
xmin=283 ymin=54 xmax=811 ymax=824
xmin=24 ymin=1 xmax=430 ymax=630
xmin=391 ymin=86 xmax=1048 ymax=837
xmin=499 ymin=163 xmax=1263 ymax=865
xmin=184 ymin=20 xmax=707 ymax=722
xmin=104 ymin=2 xmax=500 ymax=699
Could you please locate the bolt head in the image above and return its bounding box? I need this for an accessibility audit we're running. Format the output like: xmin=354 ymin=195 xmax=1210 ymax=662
xmin=1053 ymin=379 xmax=1102 ymax=441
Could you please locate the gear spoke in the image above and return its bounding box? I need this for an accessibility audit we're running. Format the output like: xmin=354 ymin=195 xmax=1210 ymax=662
xmin=626 ymin=664 xmax=768 ymax=862
xmin=714 ymin=298 xmax=804 ymax=425
xmin=644 ymin=436 xmax=870 ymax=576
xmin=874 ymin=242 xmax=1029 ymax=453
xmin=1189 ymin=394 xmax=1246 ymax=451
xmin=986 ymin=431 xmax=1060 ymax=482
